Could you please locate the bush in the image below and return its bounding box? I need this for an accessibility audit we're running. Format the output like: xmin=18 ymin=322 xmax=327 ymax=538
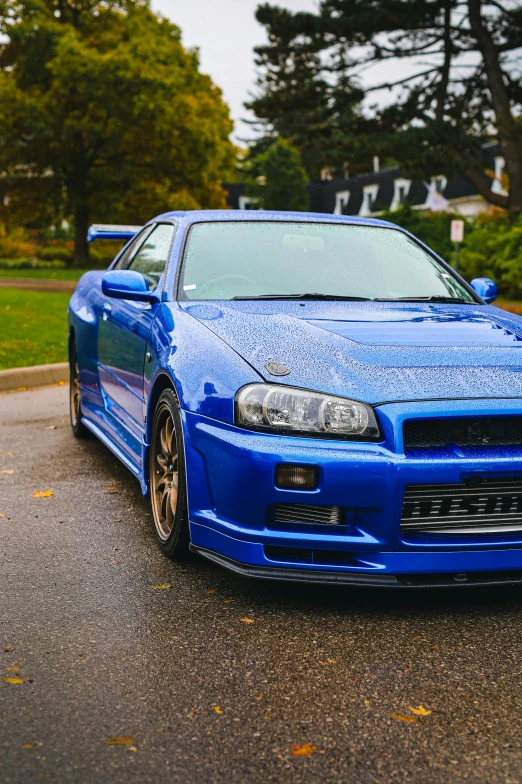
xmin=0 ymin=258 xmax=67 ymax=270
xmin=0 ymin=225 xmax=38 ymax=259
xmin=458 ymin=214 xmax=522 ymax=300
xmin=36 ymin=246 xmax=73 ymax=263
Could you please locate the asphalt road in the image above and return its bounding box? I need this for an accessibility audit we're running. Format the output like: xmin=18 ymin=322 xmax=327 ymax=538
xmin=2 ymin=386 xmax=522 ymax=784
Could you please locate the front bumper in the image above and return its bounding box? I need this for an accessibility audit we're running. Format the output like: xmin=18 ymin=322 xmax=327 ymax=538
xmin=183 ymin=397 xmax=522 ymax=583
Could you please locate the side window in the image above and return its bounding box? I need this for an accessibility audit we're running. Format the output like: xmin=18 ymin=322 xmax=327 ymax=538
xmin=128 ymin=224 xmax=175 ymax=289
xmin=114 ymin=227 xmax=153 ymax=270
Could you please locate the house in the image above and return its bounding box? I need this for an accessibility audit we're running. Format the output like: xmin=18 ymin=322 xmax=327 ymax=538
xmin=224 ymin=143 xmax=506 ymax=217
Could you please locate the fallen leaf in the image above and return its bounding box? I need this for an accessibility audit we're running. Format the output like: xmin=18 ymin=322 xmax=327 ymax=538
xmin=31 ymin=490 xmax=53 ymax=498
xmin=0 ymin=469 xmax=16 ymax=475
xmin=105 ymin=486 xmax=118 ymax=493
xmin=3 ymin=647 xmax=15 ymax=652
xmin=17 ymin=387 xmax=28 ymax=392
xmin=290 ymin=744 xmax=317 ymax=757
xmin=107 ymin=736 xmax=134 ymax=746
xmin=207 ymin=589 xmax=216 ymax=594
xmin=213 ymin=706 xmax=223 ymax=714
xmin=112 ymin=519 xmax=122 ymax=522
xmin=256 ymin=694 xmax=264 ymax=700
xmin=241 ymin=618 xmax=255 ymax=624
xmin=22 ymin=744 xmax=35 ymax=749
xmin=45 ymin=425 xmax=57 ymax=430
xmin=128 ymin=746 xmax=138 ymax=752
xmin=224 ymin=599 xmax=232 ymax=603
xmin=391 ymin=714 xmax=417 ymax=723
xmin=6 ymin=666 xmax=20 ymax=671
xmin=2 ymin=677 xmax=24 ymax=684
xmin=153 ymin=584 xmax=171 ymax=590
xmin=410 ymin=705 xmax=432 ymax=716
xmin=0 ymin=452 xmax=13 ymax=455
xmin=0 ymin=514 xmax=6 ymax=517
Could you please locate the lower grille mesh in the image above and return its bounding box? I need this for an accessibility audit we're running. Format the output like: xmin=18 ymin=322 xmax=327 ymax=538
xmin=273 ymin=503 xmax=345 ymax=526
xmin=401 ymin=478 xmax=522 ymax=534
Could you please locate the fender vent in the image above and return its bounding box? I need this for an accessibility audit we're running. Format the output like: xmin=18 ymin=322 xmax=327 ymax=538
xmin=273 ymin=503 xmax=345 ymax=526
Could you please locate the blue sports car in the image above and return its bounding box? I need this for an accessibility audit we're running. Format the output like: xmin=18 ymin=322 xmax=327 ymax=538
xmin=69 ymin=210 xmax=522 ymax=588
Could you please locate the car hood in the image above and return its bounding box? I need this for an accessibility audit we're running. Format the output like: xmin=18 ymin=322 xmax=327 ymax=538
xmin=180 ymin=300 xmax=522 ymax=403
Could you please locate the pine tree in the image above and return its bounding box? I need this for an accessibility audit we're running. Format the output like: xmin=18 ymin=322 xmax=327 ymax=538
xmin=252 ymin=0 xmax=522 ymax=213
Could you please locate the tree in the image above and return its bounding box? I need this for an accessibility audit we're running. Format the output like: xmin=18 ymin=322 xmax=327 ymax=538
xmin=246 ymin=16 xmax=367 ymax=179
xmin=252 ymin=0 xmax=522 ymax=212
xmin=0 ymin=0 xmax=235 ymax=263
xmin=255 ymin=138 xmax=309 ymax=210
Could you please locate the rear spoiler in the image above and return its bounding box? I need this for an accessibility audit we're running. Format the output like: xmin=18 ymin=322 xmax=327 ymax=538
xmin=87 ymin=224 xmax=142 ymax=243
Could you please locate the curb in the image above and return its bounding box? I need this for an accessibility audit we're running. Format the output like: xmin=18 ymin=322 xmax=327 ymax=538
xmin=0 ymin=362 xmax=69 ymax=392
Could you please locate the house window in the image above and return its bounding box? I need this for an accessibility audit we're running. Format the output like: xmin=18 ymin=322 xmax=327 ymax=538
xmin=238 ymin=196 xmax=261 ymax=210
xmin=360 ymin=184 xmax=379 ymax=216
xmin=334 ymin=190 xmax=350 ymax=215
xmin=391 ymin=178 xmax=411 ymax=211
xmin=432 ymin=176 xmax=447 ymax=195
xmin=492 ymin=156 xmax=507 ymax=195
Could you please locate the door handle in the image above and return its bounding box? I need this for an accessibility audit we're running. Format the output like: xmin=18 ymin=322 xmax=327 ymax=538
xmin=102 ymin=302 xmax=112 ymax=321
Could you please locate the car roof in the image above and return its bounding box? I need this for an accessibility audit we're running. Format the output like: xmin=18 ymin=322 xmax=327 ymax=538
xmin=150 ymin=209 xmax=399 ymax=230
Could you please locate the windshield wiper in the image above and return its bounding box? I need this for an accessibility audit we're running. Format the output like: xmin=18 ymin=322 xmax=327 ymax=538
xmin=374 ymin=296 xmax=472 ymax=304
xmin=232 ymin=293 xmax=372 ymax=301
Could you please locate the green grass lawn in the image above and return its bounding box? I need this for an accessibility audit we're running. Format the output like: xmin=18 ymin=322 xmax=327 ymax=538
xmin=0 ymin=268 xmax=91 ymax=281
xmin=0 ymin=289 xmax=70 ymax=370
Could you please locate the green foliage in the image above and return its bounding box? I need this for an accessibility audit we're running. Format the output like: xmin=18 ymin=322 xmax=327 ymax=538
xmin=255 ymin=139 xmax=309 ymax=211
xmin=0 ymin=258 xmax=67 ymax=270
xmin=0 ymin=225 xmax=37 ymax=259
xmin=36 ymin=247 xmax=73 ymax=263
xmin=458 ymin=215 xmax=522 ymax=300
xmin=0 ymin=0 xmax=235 ymax=263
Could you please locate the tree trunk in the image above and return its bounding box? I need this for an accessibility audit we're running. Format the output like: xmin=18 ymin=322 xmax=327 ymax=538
xmin=468 ymin=0 xmax=522 ymax=214
xmin=73 ymin=200 xmax=90 ymax=267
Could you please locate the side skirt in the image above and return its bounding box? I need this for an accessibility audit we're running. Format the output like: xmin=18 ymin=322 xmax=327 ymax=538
xmin=82 ymin=416 xmax=148 ymax=495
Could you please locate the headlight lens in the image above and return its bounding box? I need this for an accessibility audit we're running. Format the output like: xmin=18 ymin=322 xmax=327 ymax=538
xmin=235 ymin=384 xmax=380 ymax=438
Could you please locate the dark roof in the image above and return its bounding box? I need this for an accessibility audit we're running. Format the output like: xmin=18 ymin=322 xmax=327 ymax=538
xmin=223 ymin=143 xmax=500 ymax=214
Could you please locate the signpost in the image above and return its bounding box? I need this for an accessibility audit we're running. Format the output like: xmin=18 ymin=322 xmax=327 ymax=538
xmin=451 ymin=219 xmax=464 ymax=273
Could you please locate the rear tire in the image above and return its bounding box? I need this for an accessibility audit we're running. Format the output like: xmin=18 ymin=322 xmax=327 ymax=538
xmin=149 ymin=389 xmax=190 ymax=559
xmin=69 ymin=341 xmax=89 ymax=439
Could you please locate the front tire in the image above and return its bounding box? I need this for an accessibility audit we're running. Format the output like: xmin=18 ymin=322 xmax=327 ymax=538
xmin=149 ymin=389 xmax=190 ymax=559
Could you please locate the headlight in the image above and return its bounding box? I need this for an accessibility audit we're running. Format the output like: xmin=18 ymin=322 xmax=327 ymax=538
xmin=235 ymin=384 xmax=380 ymax=439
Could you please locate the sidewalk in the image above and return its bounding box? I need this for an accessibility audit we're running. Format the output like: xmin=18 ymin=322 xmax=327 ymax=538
xmin=0 ymin=277 xmax=77 ymax=293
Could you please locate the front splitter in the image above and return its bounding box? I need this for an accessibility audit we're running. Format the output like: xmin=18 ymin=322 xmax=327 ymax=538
xmin=189 ymin=545 xmax=522 ymax=588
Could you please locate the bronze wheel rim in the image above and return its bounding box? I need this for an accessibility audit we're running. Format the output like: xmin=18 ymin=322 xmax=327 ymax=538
xmin=151 ymin=404 xmax=179 ymax=541
xmin=70 ymin=359 xmax=81 ymax=427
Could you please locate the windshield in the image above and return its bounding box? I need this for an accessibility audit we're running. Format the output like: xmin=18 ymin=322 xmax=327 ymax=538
xmin=180 ymin=221 xmax=476 ymax=302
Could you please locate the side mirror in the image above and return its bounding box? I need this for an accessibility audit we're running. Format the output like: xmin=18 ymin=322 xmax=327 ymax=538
xmin=470 ymin=277 xmax=497 ymax=304
xmin=102 ymin=270 xmax=160 ymax=304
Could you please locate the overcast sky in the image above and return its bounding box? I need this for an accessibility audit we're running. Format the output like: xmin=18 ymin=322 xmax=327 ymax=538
xmin=151 ymin=0 xmax=319 ymax=142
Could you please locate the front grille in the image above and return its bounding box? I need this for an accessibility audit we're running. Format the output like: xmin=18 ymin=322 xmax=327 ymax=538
xmin=404 ymin=417 xmax=522 ymax=449
xmin=401 ymin=478 xmax=522 ymax=534
xmin=273 ymin=503 xmax=345 ymax=526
